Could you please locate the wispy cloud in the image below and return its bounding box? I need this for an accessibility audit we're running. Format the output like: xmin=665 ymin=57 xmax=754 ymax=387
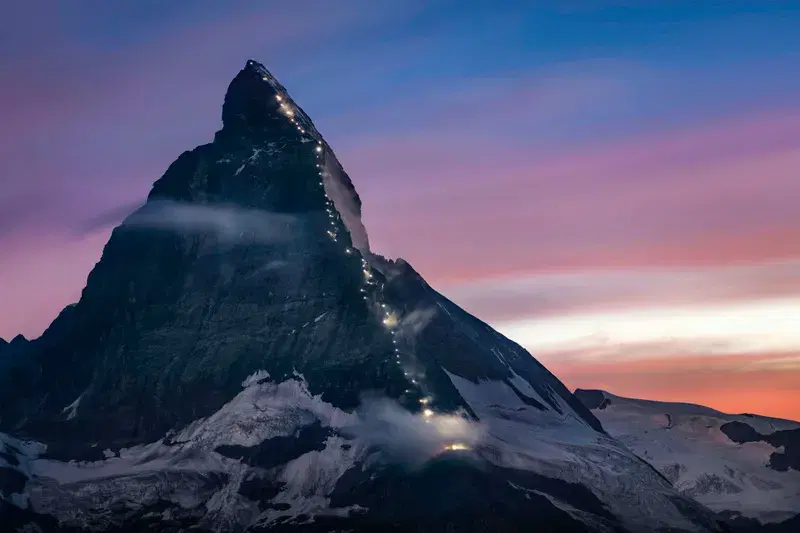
xmin=445 ymin=259 xmax=800 ymax=321
xmin=494 ymin=296 xmax=800 ymax=363
xmin=117 ymin=200 xmax=301 ymax=244
xmin=436 ymin=259 xmax=800 ymax=366
xmin=346 ymin=395 xmax=483 ymax=467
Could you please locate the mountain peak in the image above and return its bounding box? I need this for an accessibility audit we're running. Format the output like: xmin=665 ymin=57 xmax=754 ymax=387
xmin=219 ymin=60 xmax=320 ymax=143
xmin=0 ymin=60 xmax=726 ymax=533
xmin=573 ymin=389 xmax=612 ymax=410
xmin=9 ymin=333 xmax=27 ymax=345
xmin=0 ymin=334 xmax=27 ymax=350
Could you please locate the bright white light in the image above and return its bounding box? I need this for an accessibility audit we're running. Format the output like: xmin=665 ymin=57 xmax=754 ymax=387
xmin=315 ymin=146 xmax=323 ymax=153
xmin=423 ymin=409 xmax=434 ymax=418
xmin=383 ymin=312 xmax=398 ymax=328
xmin=443 ymin=443 xmax=470 ymax=451
xmin=419 ymin=397 xmax=431 ymax=405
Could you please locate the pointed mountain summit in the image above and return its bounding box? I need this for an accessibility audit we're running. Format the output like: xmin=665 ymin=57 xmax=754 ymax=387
xmin=0 ymin=334 xmax=27 ymax=371
xmin=0 ymin=61 xmax=726 ymax=533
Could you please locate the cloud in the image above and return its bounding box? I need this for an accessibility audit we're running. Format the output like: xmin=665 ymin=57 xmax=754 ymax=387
xmin=345 ymin=395 xmax=483 ymax=468
xmin=740 ymin=355 xmax=800 ymax=373
xmin=117 ymin=200 xmax=300 ymax=244
xmin=397 ymin=307 xmax=438 ymax=338
xmin=76 ymin=201 xmax=144 ymax=235
xmin=493 ymin=296 xmax=800 ymax=364
xmin=444 ymin=259 xmax=800 ymax=322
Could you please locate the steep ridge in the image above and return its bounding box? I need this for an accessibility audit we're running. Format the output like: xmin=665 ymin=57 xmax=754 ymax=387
xmin=0 ymin=61 xmax=726 ymax=533
xmin=575 ymin=389 xmax=800 ymax=526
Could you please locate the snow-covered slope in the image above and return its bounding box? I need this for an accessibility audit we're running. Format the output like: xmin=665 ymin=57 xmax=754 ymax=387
xmin=575 ymin=389 xmax=800 ymax=525
xmin=1 ymin=372 xmax=720 ymax=533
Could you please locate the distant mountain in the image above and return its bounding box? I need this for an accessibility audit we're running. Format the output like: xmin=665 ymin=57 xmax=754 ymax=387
xmin=0 ymin=334 xmax=28 ymax=371
xmin=574 ymin=389 xmax=800 ymax=528
xmin=0 ymin=61 xmax=727 ymax=533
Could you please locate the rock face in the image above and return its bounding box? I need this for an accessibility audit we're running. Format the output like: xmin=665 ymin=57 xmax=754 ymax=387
xmin=0 ymin=61 xmax=726 ymax=533
xmin=574 ymin=389 xmax=800 ymax=527
xmin=0 ymin=334 xmax=28 ymax=373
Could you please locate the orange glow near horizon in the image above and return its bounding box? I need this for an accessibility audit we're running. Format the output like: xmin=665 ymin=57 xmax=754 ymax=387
xmin=550 ymin=353 xmax=800 ymax=422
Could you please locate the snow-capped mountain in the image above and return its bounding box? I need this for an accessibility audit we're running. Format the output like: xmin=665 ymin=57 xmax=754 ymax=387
xmin=574 ymin=389 xmax=800 ymax=528
xmin=0 ymin=61 xmax=727 ymax=533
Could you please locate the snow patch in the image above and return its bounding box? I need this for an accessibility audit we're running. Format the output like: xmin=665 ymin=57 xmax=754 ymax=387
xmin=443 ymin=370 xmax=710 ymax=533
xmin=61 ymin=393 xmax=84 ymax=421
xmin=261 ymin=435 xmax=362 ymax=524
xmin=0 ymin=432 xmax=45 ymax=508
xmin=242 ymin=370 xmax=270 ymax=388
xmin=19 ymin=376 xmax=363 ymax=528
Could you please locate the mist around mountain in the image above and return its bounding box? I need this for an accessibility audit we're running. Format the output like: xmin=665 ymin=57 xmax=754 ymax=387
xmin=0 ymin=61 xmax=739 ymax=533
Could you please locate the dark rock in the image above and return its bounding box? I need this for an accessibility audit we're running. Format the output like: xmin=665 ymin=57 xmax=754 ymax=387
xmin=0 ymin=465 xmax=26 ymax=497
xmin=216 ymin=420 xmax=331 ymax=469
xmin=720 ymin=422 xmax=762 ymax=444
xmin=574 ymin=389 xmax=612 ymax=410
xmin=721 ymin=422 xmax=800 ymax=473
xmin=0 ymin=450 xmax=19 ymax=466
xmin=323 ymin=457 xmax=618 ymax=533
xmin=238 ymin=474 xmax=286 ymax=509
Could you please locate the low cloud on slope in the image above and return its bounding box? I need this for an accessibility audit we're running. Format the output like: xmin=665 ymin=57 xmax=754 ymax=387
xmin=346 ymin=395 xmax=483 ymax=468
xmin=114 ymin=200 xmax=300 ymax=244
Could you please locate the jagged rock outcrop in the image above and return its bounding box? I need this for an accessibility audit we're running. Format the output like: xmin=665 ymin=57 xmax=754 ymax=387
xmin=0 ymin=334 xmax=28 ymax=373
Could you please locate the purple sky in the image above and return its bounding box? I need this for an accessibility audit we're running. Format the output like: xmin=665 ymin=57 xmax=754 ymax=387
xmin=2 ymin=1 xmax=800 ymax=419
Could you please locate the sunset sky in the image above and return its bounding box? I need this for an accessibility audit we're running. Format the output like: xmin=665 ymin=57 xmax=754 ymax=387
xmin=2 ymin=1 xmax=800 ymax=420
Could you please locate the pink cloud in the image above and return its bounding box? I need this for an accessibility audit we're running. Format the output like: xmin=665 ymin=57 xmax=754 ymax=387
xmin=345 ymin=107 xmax=800 ymax=279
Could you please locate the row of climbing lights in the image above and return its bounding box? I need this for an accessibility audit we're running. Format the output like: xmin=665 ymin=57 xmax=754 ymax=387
xmin=264 ymin=74 xmax=459 ymax=442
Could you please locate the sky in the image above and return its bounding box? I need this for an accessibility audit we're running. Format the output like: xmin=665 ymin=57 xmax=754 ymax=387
xmin=2 ymin=1 xmax=800 ymax=420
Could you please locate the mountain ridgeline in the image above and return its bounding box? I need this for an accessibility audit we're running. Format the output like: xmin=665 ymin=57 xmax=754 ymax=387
xmin=0 ymin=61 xmax=728 ymax=533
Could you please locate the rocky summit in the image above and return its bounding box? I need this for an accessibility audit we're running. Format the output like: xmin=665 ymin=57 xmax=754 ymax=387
xmin=0 ymin=61 xmax=728 ymax=533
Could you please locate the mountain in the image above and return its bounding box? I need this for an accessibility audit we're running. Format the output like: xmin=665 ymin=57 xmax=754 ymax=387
xmin=574 ymin=389 xmax=800 ymax=528
xmin=0 ymin=334 xmax=28 ymax=372
xmin=0 ymin=60 xmax=728 ymax=533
